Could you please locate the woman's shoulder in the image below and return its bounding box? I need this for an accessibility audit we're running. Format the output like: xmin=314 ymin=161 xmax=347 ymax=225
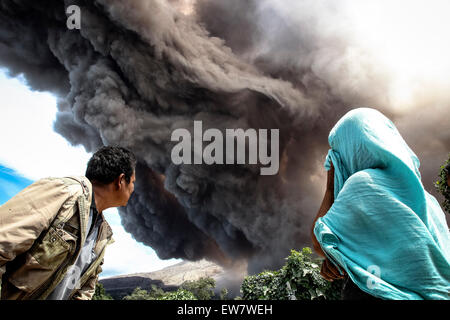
xmin=339 ymin=168 xmax=392 ymax=197
xmin=346 ymin=168 xmax=386 ymax=183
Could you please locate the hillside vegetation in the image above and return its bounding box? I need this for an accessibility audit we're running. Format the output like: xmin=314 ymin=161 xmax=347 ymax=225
xmin=94 ymin=247 xmax=343 ymax=300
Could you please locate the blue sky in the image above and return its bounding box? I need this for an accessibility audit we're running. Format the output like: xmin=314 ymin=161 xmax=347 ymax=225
xmin=0 ymin=165 xmax=32 ymax=205
xmin=0 ymin=69 xmax=180 ymax=278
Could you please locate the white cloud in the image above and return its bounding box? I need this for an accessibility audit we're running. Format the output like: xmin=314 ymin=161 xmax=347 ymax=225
xmin=101 ymin=208 xmax=181 ymax=278
xmin=0 ymin=70 xmax=90 ymax=179
xmin=0 ymin=69 xmax=181 ymax=276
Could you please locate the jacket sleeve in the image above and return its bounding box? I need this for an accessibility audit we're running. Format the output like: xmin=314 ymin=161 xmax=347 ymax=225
xmin=71 ymin=274 xmax=98 ymax=300
xmin=0 ymin=178 xmax=72 ymax=287
xmin=71 ymin=258 xmax=104 ymax=300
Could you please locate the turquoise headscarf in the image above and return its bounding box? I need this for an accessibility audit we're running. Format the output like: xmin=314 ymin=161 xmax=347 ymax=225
xmin=314 ymin=108 xmax=450 ymax=300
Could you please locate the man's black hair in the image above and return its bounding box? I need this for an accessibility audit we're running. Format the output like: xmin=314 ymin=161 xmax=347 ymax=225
xmin=86 ymin=146 xmax=136 ymax=185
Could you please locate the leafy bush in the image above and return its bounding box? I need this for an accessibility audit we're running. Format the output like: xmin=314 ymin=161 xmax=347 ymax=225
xmin=157 ymin=288 xmax=197 ymax=300
xmin=122 ymin=278 xmax=219 ymax=300
xmin=117 ymin=249 xmax=344 ymax=301
xmin=219 ymin=287 xmax=228 ymax=300
xmin=92 ymin=283 xmax=113 ymax=300
xmin=122 ymin=287 xmax=156 ymax=300
xmin=123 ymin=286 xmax=197 ymax=300
xmin=180 ymin=277 xmax=216 ymax=300
xmin=241 ymin=248 xmax=343 ymax=300
xmin=435 ymin=154 xmax=450 ymax=214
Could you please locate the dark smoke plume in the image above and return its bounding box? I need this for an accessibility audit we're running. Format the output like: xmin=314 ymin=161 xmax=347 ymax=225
xmin=0 ymin=0 xmax=448 ymax=276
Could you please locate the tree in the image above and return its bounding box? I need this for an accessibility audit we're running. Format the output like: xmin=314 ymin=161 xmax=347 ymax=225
xmin=219 ymin=287 xmax=229 ymax=300
xmin=180 ymin=277 xmax=216 ymax=300
xmin=157 ymin=288 xmax=197 ymax=300
xmin=122 ymin=285 xmax=166 ymax=300
xmin=92 ymin=283 xmax=113 ymax=300
xmin=435 ymin=154 xmax=450 ymax=214
xmin=240 ymin=247 xmax=343 ymax=300
xmin=122 ymin=287 xmax=154 ymax=300
xmin=122 ymin=286 xmax=197 ymax=300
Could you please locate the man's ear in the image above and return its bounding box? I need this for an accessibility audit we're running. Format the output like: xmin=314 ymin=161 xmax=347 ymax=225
xmin=116 ymin=173 xmax=126 ymax=190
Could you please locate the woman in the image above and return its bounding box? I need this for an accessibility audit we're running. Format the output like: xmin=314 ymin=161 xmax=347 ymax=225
xmin=311 ymin=108 xmax=450 ymax=300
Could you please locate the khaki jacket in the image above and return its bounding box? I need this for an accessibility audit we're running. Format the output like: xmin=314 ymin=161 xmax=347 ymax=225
xmin=0 ymin=176 xmax=114 ymax=300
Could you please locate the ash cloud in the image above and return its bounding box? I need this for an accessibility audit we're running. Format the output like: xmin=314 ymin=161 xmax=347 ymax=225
xmin=0 ymin=0 xmax=448 ymax=276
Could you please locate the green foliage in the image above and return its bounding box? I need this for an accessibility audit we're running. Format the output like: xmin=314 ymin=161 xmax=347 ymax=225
xmin=180 ymin=277 xmax=216 ymax=300
xmin=435 ymin=154 xmax=450 ymax=214
xmin=157 ymin=288 xmax=197 ymax=300
xmin=122 ymin=284 xmax=166 ymax=300
xmin=241 ymin=247 xmax=343 ymax=300
xmin=122 ymin=287 xmax=155 ymax=300
xmin=92 ymin=283 xmax=113 ymax=300
xmin=122 ymin=279 xmax=220 ymax=300
xmin=219 ymin=287 xmax=228 ymax=300
xmin=123 ymin=286 xmax=197 ymax=300
xmin=121 ymin=249 xmax=344 ymax=301
xmin=148 ymin=284 xmax=165 ymax=298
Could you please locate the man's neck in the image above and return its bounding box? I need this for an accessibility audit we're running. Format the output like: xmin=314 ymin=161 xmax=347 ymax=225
xmin=92 ymin=184 xmax=111 ymax=213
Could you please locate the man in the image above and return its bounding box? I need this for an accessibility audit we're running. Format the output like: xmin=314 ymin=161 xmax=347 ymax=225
xmin=0 ymin=146 xmax=136 ymax=300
